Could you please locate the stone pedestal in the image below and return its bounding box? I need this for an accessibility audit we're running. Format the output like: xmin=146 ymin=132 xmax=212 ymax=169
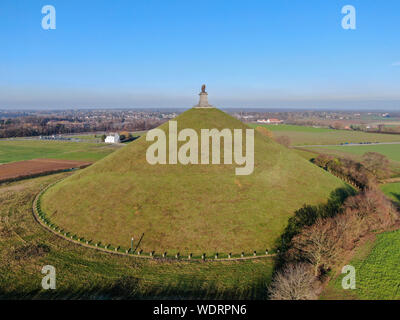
xmin=194 ymin=92 xmax=214 ymax=108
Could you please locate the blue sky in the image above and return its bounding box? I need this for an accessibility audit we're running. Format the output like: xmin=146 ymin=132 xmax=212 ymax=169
xmin=0 ymin=0 xmax=399 ymax=109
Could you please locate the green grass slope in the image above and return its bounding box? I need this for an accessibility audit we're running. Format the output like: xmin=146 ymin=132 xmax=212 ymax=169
xmin=42 ymin=108 xmax=344 ymax=255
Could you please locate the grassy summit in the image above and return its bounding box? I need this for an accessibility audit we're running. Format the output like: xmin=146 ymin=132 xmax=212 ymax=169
xmin=42 ymin=108 xmax=344 ymax=255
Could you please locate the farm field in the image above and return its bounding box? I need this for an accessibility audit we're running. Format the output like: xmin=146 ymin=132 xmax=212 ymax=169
xmin=0 ymin=158 xmax=92 ymax=183
xmin=0 ymin=174 xmax=275 ymax=299
xmin=249 ymin=124 xmax=400 ymax=146
xmin=381 ymin=182 xmax=400 ymax=204
xmin=0 ymin=140 xmax=120 ymax=164
xmin=322 ymin=229 xmax=400 ymax=300
xmin=306 ymin=144 xmax=400 ymax=162
xmin=297 ymin=144 xmax=400 ymax=177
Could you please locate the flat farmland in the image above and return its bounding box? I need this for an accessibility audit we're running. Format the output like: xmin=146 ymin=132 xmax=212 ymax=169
xmin=248 ymin=124 xmax=400 ymax=146
xmin=0 ymin=158 xmax=92 ymax=183
xmin=306 ymin=144 xmax=400 ymax=162
xmin=0 ymin=140 xmax=120 ymax=164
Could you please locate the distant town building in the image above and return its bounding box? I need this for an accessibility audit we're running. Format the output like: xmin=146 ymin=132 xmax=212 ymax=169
xmin=105 ymin=133 xmax=120 ymax=144
xmin=256 ymin=118 xmax=283 ymax=124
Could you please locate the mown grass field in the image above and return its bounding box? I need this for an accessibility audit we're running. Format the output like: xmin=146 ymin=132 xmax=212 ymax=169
xmin=249 ymin=124 xmax=400 ymax=146
xmin=0 ymin=140 xmax=119 ymax=164
xmin=0 ymin=174 xmax=275 ymax=299
xmin=322 ymin=229 xmax=400 ymax=300
xmin=381 ymin=182 xmax=400 ymax=204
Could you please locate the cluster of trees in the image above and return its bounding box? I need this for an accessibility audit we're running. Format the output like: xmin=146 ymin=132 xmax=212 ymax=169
xmin=350 ymin=124 xmax=400 ymax=134
xmin=313 ymin=152 xmax=391 ymax=189
xmin=269 ymin=188 xmax=398 ymax=300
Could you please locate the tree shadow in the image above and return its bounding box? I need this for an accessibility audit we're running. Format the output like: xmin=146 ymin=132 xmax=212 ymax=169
xmin=0 ymin=273 xmax=269 ymax=300
xmin=389 ymin=192 xmax=400 ymax=210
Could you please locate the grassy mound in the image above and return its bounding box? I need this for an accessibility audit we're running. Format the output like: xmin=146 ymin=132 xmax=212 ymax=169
xmin=42 ymin=108 xmax=344 ymax=255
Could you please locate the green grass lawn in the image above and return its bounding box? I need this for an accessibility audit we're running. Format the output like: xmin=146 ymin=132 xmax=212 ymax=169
xmin=323 ymin=230 xmax=400 ymax=300
xmin=0 ymin=174 xmax=274 ymax=299
xmin=249 ymin=124 xmax=400 ymax=146
xmin=381 ymin=182 xmax=400 ymax=204
xmin=308 ymin=144 xmax=400 ymax=162
xmin=0 ymin=140 xmax=119 ymax=164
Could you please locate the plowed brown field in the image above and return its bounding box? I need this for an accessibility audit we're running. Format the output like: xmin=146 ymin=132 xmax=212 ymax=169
xmin=0 ymin=158 xmax=91 ymax=183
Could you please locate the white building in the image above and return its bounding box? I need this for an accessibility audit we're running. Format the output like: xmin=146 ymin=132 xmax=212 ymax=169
xmin=256 ymin=118 xmax=283 ymax=124
xmin=105 ymin=133 xmax=120 ymax=144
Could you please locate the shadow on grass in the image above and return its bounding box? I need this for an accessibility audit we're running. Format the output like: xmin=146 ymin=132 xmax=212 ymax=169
xmin=390 ymin=192 xmax=400 ymax=202
xmin=389 ymin=192 xmax=400 ymax=210
xmin=0 ymin=274 xmax=269 ymax=300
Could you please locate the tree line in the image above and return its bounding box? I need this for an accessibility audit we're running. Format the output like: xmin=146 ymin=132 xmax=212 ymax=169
xmin=268 ymin=152 xmax=399 ymax=300
xmin=0 ymin=117 xmax=165 ymax=138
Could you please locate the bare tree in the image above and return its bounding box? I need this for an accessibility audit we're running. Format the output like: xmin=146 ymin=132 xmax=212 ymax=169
xmin=362 ymin=152 xmax=391 ymax=179
xmin=289 ymin=219 xmax=339 ymax=276
xmin=313 ymin=154 xmax=335 ymax=170
xmin=268 ymin=263 xmax=317 ymax=300
xmin=274 ymin=135 xmax=291 ymax=147
xmin=344 ymin=189 xmax=398 ymax=229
